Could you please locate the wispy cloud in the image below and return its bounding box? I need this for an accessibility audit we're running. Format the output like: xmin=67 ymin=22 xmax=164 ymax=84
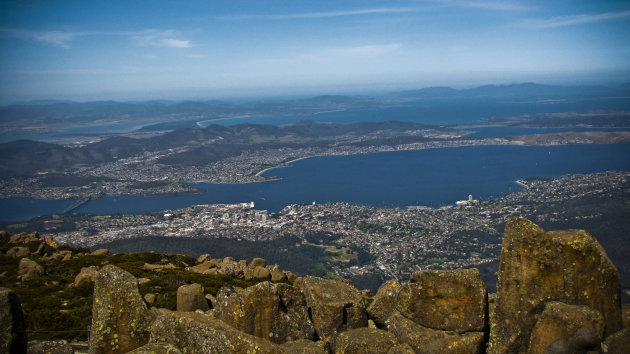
xmin=327 ymin=44 xmax=401 ymax=57
xmin=0 ymin=27 xmax=192 ymax=48
xmin=213 ymin=7 xmax=421 ymax=21
xmin=427 ymin=0 xmax=527 ymax=12
xmin=520 ymin=9 xmax=630 ymax=28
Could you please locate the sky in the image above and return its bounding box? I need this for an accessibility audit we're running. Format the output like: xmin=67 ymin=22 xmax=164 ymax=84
xmin=1 ymin=0 xmax=630 ymax=103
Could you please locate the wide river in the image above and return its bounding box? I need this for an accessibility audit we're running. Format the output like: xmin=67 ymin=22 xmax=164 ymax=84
xmin=1 ymin=144 xmax=630 ymax=222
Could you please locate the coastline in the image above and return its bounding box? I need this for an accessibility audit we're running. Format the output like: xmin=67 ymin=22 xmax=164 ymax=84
xmin=254 ymin=156 xmax=318 ymax=177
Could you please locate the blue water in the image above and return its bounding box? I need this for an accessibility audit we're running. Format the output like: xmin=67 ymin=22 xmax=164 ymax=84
xmin=1 ymin=144 xmax=629 ymax=222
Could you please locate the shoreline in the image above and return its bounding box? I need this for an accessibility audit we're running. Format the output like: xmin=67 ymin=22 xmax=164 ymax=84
xmin=254 ymin=156 xmax=318 ymax=177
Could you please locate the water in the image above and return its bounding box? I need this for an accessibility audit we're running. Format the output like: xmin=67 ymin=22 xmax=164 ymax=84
xmin=1 ymin=144 xmax=629 ymax=222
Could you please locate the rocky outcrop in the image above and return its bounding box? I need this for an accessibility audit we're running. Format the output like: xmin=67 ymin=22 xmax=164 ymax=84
xmin=214 ymin=281 xmax=316 ymax=343
xmin=0 ymin=287 xmax=27 ymax=354
xmin=367 ymin=280 xmax=401 ymax=328
xmin=396 ymin=269 xmax=487 ymax=333
xmin=17 ymin=258 xmax=43 ymax=282
xmin=189 ymin=255 xmax=296 ymax=282
xmin=176 ymin=283 xmax=209 ymax=312
xmin=528 ymin=301 xmax=604 ymax=353
xmin=386 ymin=312 xmax=485 ymax=353
xmin=489 ymin=217 xmax=622 ymax=353
xmin=300 ymin=276 xmax=368 ymax=342
xmin=89 ymin=265 xmax=155 ymax=353
xmin=149 ymin=310 xmax=281 ymax=353
xmin=602 ymin=328 xmax=630 ymax=353
xmin=6 ymin=247 xmax=29 ymax=258
xmin=333 ymin=327 xmax=399 ymax=353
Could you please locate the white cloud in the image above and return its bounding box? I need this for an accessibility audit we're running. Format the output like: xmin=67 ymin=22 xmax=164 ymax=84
xmin=212 ymin=7 xmax=421 ymax=21
xmin=427 ymin=0 xmax=527 ymax=12
xmin=520 ymin=9 xmax=630 ymax=28
xmin=328 ymin=44 xmax=402 ymax=56
xmin=0 ymin=27 xmax=192 ymax=48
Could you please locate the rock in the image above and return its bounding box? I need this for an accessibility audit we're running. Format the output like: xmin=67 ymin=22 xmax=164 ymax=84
xmin=333 ymin=327 xmax=399 ymax=353
xmin=528 ymin=301 xmax=604 ymax=353
xmin=126 ymin=342 xmax=183 ymax=353
xmin=59 ymin=250 xmax=73 ymax=261
xmin=386 ymin=312 xmax=485 ymax=354
xmin=44 ymin=236 xmax=59 ymax=249
xmin=0 ymin=230 xmax=8 ymax=241
xmin=300 ymin=276 xmax=368 ymax=342
xmin=387 ymin=343 xmax=416 ymax=354
xmin=215 ymin=282 xmax=316 ymax=343
xmin=205 ymin=294 xmax=216 ymax=309
xmin=35 ymin=241 xmax=55 ymax=257
xmin=9 ymin=232 xmax=40 ymax=244
xmin=279 ymin=339 xmax=327 ymax=353
xmin=622 ymin=303 xmax=630 ymax=328
xmin=189 ymin=261 xmax=215 ymax=274
xmin=72 ymin=266 xmax=99 ymax=287
xmin=143 ymin=263 xmax=177 ymax=272
xmin=0 ymin=287 xmax=27 ymax=354
xmin=89 ymin=265 xmax=155 ymax=353
xmin=90 ymin=249 xmax=109 ymax=256
xmin=176 ymin=284 xmax=209 ymax=312
xmin=17 ymin=258 xmax=43 ymax=282
xmin=149 ymin=310 xmax=281 ymax=353
xmin=270 ymin=265 xmax=287 ymax=281
xmin=196 ymin=254 xmax=212 ymax=264
xmin=250 ymin=257 xmax=267 ymax=269
xmin=253 ymin=266 xmax=271 ymax=280
xmin=602 ymin=328 xmax=630 ymax=353
xmin=396 ymin=268 xmax=487 ymax=333
xmin=367 ymin=280 xmax=401 ymax=328
xmin=28 ymin=340 xmax=73 ymax=354
xmin=489 ymin=218 xmax=622 ymax=354
xmin=6 ymin=247 xmax=30 ymax=258
xmin=144 ymin=293 xmax=157 ymax=305
xmin=138 ymin=278 xmax=151 ymax=286
xmin=217 ymin=258 xmax=243 ymax=277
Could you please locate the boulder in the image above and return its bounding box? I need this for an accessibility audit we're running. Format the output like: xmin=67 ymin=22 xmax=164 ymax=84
xmin=144 ymin=293 xmax=157 ymax=305
xmin=387 ymin=343 xmax=416 ymax=354
xmin=90 ymin=249 xmax=109 ymax=256
xmin=89 ymin=265 xmax=155 ymax=353
xmin=17 ymin=258 xmax=43 ymax=282
xmin=72 ymin=266 xmax=99 ymax=287
xmin=35 ymin=241 xmax=55 ymax=257
xmin=622 ymin=303 xmax=629 ymax=328
xmin=333 ymin=327 xmax=399 ymax=354
xmin=9 ymin=232 xmax=40 ymax=244
xmin=0 ymin=287 xmax=27 ymax=354
xmin=196 ymin=254 xmax=212 ymax=264
xmin=270 ymin=265 xmax=287 ymax=282
xmin=300 ymin=276 xmax=368 ymax=342
xmin=28 ymin=340 xmax=73 ymax=354
xmin=489 ymin=218 xmax=622 ymax=354
xmin=279 ymin=339 xmax=327 ymax=353
xmin=602 ymin=328 xmax=630 ymax=353
xmin=214 ymin=282 xmax=316 ymax=343
xmin=367 ymin=280 xmax=401 ymax=328
xmin=386 ymin=312 xmax=485 ymax=354
xmin=126 ymin=342 xmax=182 ymax=353
xmin=528 ymin=301 xmax=604 ymax=353
xmin=253 ymin=266 xmax=271 ymax=280
xmin=176 ymin=284 xmax=209 ymax=312
xmin=190 ymin=261 xmax=216 ymax=274
xmin=396 ymin=268 xmax=487 ymax=333
xmin=250 ymin=257 xmax=267 ymax=269
xmin=149 ymin=310 xmax=281 ymax=353
xmin=44 ymin=236 xmax=59 ymax=249
xmin=6 ymin=247 xmax=29 ymax=258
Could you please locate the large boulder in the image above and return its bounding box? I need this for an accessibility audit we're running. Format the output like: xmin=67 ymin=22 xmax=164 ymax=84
xmin=396 ymin=269 xmax=487 ymax=333
xmin=602 ymin=328 xmax=630 ymax=353
xmin=333 ymin=327 xmax=399 ymax=354
xmin=215 ymin=282 xmax=316 ymax=343
xmin=279 ymin=339 xmax=327 ymax=353
xmin=149 ymin=310 xmax=281 ymax=353
xmin=17 ymin=258 xmax=43 ymax=282
xmin=0 ymin=287 xmax=27 ymax=354
xmin=72 ymin=266 xmax=99 ymax=287
xmin=176 ymin=283 xmax=209 ymax=312
xmin=386 ymin=312 xmax=485 ymax=354
xmin=528 ymin=301 xmax=604 ymax=353
xmin=89 ymin=265 xmax=155 ymax=354
xmin=6 ymin=247 xmax=29 ymax=258
xmin=489 ymin=218 xmax=622 ymax=354
xmin=300 ymin=276 xmax=368 ymax=342
xmin=367 ymin=280 xmax=401 ymax=328
xmin=9 ymin=232 xmax=40 ymax=244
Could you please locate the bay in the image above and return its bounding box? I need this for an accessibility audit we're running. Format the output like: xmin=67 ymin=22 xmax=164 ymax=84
xmin=1 ymin=144 xmax=629 ymax=222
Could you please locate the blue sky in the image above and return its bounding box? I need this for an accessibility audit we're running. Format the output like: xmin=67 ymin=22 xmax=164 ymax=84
xmin=1 ymin=0 xmax=629 ymax=103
